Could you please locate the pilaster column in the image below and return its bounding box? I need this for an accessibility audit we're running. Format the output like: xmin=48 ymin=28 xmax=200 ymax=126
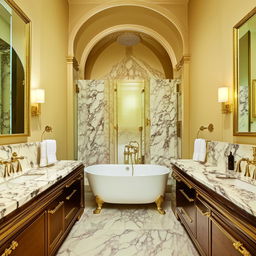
xmin=175 ymin=55 xmax=190 ymax=158
xmin=66 ymin=56 xmax=74 ymax=159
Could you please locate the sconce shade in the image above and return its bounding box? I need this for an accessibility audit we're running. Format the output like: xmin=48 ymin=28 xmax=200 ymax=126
xmin=31 ymin=89 xmax=45 ymax=103
xmin=218 ymin=87 xmax=229 ymax=102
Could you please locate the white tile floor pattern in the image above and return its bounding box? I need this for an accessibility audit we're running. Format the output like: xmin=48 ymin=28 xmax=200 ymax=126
xmin=57 ymin=197 xmax=199 ymax=256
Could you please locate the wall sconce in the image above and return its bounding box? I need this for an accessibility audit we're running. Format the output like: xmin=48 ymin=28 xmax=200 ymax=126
xmin=218 ymin=87 xmax=232 ymax=114
xmin=31 ymin=89 xmax=45 ymax=116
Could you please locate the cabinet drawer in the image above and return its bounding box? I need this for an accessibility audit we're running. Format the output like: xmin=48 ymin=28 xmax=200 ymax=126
xmin=63 ymin=175 xmax=83 ymax=228
xmin=47 ymin=196 xmax=64 ymax=255
xmin=0 ymin=213 xmax=46 ymax=256
xmin=211 ymin=214 xmax=252 ymax=256
xmin=195 ymin=197 xmax=210 ymax=256
xmin=177 ymin=188 xmax=196 ymax=236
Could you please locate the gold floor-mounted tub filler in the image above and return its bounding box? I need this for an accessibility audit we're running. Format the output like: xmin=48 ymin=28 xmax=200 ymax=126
xmin=93 ymin=195 xmax=166 ymax=215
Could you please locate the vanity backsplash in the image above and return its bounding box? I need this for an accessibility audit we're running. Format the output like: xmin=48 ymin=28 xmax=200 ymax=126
xmin=0 ymin=142 xmax=40 ymax=182
xmin=206 ymin=140 xmax=254 ymax=171
xmin=0 ymin=140 xmax=255 ymax=182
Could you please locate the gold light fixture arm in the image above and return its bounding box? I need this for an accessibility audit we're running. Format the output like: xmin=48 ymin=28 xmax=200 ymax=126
xmin=41 ymin=125 xmax=53 ymax=141
xmin=197 ymin=123 xmax=214 ymax=138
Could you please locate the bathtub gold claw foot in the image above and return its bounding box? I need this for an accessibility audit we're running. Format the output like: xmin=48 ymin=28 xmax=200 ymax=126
xmin=93 ymin=196 xmax=104 ymax=214
xmin=155 ymin=195 xmax=166 ymax=215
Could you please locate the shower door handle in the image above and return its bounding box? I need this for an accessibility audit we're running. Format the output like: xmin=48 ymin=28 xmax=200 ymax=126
xmin=146 ymin=118 xmax=151 ymax=126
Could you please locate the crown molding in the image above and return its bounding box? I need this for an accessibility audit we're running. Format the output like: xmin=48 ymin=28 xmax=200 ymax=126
xmin=68 ymin=0 xmax=189 ymax=5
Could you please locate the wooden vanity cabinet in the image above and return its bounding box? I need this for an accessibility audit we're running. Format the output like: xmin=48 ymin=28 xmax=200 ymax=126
xmin=172 ymin=165 xmax=256 ymax=256
xmin=47 ymin=193 xmax=65 ymax=255
xmin=195 ymin=197 xmax=210 ymax=256
xmin=0 ymin=164 xmax=84 ymax=256
xmin=64 ymin=174 xmax=84 ymax=229
xmin=0 ymin=212 xmax=46 ymax=256
xmin=211 ymin=213 xmax=243 ymax=256
xmin=176 ymin=177 xmax=197 ymax=236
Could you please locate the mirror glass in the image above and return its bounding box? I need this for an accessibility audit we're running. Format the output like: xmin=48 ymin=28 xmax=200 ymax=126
xmin=234 ymin=8 xmax=256 ymax=135
xmin=0 ymin=0 xmax=30 ymax=136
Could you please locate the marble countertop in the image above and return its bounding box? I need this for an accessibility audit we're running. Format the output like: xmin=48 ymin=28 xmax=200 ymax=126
xmin=171 ymin=159 xmax=256 ymax=217
xmin=0 ymin=160 xmax=83 ymax=220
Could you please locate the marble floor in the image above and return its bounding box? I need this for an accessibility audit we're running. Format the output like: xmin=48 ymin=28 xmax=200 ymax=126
xmin=57 ymin=196 xmax=199 ymax=256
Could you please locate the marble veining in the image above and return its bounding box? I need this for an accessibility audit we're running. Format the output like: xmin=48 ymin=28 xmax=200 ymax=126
xmin=0 ymin=48 xmax=11 ymax=134
xmin=238 ymin=85 xmax=249 ymax=132
xmin=57 ymin=198 xmax=199 ymax=256
xmin=0 ymin=142 xmax=40 ymax=183
xmin=150 ymin=79 xmax=178 ymax=167
xmin=171 ymin=159 xmax=256 ymax=217
xmin=0 ymin=160 xmax=83 ymax=219
xmin=103 ymin=56 xmax=165 ymax=80
xmin=206 ymin=140 xmax=255 ymax=171
xmin=78 ymin=80 xmax=109 ymax=166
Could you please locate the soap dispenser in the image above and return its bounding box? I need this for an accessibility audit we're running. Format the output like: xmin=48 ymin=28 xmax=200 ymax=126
xmin=228 ymin=152 xmax=234 ymax=170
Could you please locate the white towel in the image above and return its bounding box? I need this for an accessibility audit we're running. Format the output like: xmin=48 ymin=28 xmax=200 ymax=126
xmin=45 ymin=140 xmax=57 ymax=165
xmin=193 ymin=139 xmax=206 ymax=162
xmin=39 ymin=140 xmax=57 ymax=167
xmin=198 ymin=139 xmax=206 ymax=162
xmin=40 ymin=140 xmax=48 ymax=167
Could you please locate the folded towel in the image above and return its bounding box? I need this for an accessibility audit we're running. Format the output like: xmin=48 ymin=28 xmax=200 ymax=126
xmin=39 ymin=140 xmax=57 ymax=167
xmin=193 ymin=139 xmax=206 ymax=162
xmin=193 ymin=139 xmax=200 ymax=161
xmin=198 ymin=139 xmax=206 ymax=162
xmin=40 ymin=140 xmax=48 ymax=167
xmin=45 ymin=140 xmax=57 ymax=165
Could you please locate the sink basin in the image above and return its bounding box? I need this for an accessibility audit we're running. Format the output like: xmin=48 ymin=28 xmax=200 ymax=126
xmin=8 ymin=174 xmax=45 ymax=184
xmin=224 ymin=179 xmax=256 ymax=193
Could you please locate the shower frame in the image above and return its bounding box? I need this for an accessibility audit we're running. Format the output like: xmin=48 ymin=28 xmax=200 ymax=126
xmin=111 ymin=79 xmax=150 ymax=164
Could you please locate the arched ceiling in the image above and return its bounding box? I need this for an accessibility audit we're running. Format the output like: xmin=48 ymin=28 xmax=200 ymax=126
xmin=85 ymin=31 xmax=173 ymax=79
xmin=73 ymin=5 xmax=184 ymax=67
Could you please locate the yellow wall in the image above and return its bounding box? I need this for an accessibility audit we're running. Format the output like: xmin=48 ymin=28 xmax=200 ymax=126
xmin=188 ymin=0 xmax=256 ymax=157
xmin=0 ymin=0 xmax=69 ymax=160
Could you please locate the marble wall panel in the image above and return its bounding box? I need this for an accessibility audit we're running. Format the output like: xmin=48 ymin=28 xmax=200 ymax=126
xmin=150 ymin=79 xmax=178 ymax=168
xmin=238 ymin=85 xmax=249 ymax=132
xmin=0 ymin=52 xmax=11 ymax=134
xmin=77 ymin=80 xmax=109 ymax=166
xmin=206 ymin=140 xmax=255 ymax=171
xmin=0 ymin=142 xmax=40 ymax=182
xmin=102 ymin=56 xmax=165 ymax=80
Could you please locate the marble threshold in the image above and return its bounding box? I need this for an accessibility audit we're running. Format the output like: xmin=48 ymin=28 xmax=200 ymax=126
xmin=171 ymin=159 xmax=256 ymax=217
xmin=0 ymin=160 xmax=83 ymax=220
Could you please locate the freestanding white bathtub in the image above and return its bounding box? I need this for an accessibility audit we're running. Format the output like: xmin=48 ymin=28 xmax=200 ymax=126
xmin=85 ymin=164 xmax=170 ymax=214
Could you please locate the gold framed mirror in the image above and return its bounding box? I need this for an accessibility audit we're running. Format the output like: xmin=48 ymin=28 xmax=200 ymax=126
xmin=234 ymin=7 xmax=256 ymax=135
xmin=0 ymin=0 xmax=31 ymax=137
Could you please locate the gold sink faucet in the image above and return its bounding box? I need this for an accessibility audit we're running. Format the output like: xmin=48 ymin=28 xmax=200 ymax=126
xmin=11 ymin=152 xmax=24 ymax=173
xmin=235 ymin=147 xmax=256 ymax=178
xmin=0 ymin=152 xmax=24 ymax=178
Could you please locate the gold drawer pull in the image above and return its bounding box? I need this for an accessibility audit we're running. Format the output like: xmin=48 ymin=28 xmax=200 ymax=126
xmin=66 ymin=189 xmax=77 ymax=200
xmin=76 ymin=174 xmax=83 ymax=181
xmin=1 ymin=241 xmax=18 ymax=256
xmin=233 ymin=241 xmax=251 ymax=256
xmin=172 ymin=173 xmax=181 ymax=182
xmin=179 ymin=189 xmax=194 ymax=202
xmin=180 ymin=207 xmax=193 ymax=223
xmin=65 ymin=207 xmax=76 ymax=220
xmin=196 ymin=205 xmax=211 ymax=217
xmin=48 ymin=201 xmax=64 ymax=214
xmin=65 ymin=179 xmax=76 ymax=188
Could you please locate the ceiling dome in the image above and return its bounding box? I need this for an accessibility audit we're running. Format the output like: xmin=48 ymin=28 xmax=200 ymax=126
xmin=117 ymin=32 xmax=141 ymax=46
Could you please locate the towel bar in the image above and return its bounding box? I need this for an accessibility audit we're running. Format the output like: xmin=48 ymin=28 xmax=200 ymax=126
xmin=41 ymin=125 xmax=53 ymax=141
xmin=197 ymin=123 xmax=214 ymax=138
